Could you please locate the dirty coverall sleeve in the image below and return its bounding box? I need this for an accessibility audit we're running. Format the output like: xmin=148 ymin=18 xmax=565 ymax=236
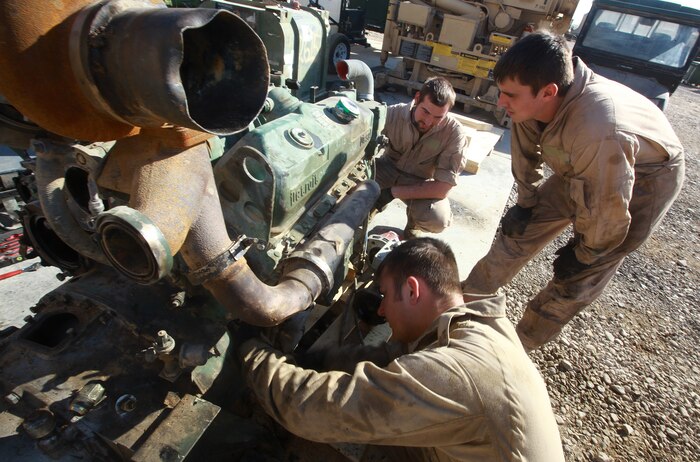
xmin=568 ymin=131 xmax=636 ymax=264
xmin=241 ymin=339 xmax=482 ymax=447
xmin=433 ymin=122 xmax=470 ymax=186
xmin=510 ymin=122 xmax=544 ymax=208
xmin=381 ymin=104 xmax=400 ymax=137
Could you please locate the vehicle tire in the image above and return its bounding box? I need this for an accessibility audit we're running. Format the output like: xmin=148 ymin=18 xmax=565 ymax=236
xmin=371 ymin=65 xmax=389 ymax=91
xmin=328 ymin=33 xmax=351 ymax=73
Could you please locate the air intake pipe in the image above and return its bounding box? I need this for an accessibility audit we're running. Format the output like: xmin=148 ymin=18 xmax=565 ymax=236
xmin=336 ymin=59 xmax=375 ymax=101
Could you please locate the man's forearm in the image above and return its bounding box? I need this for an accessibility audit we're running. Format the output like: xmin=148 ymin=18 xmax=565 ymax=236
xmin=391 ymin=180 xmax=453 ymax=200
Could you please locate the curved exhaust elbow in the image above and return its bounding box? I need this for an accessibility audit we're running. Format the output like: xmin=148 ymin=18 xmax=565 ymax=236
xmin=201 ymin=180 xmax=381 ymax=326
xmin=204 ymin=261 xmax=318 ymax=326
xmin=336 ymin=59 xmax=375 ymax=101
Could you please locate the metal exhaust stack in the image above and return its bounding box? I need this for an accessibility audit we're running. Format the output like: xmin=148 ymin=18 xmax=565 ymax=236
xmin=0 ymin=0 xmax=269 ymax=140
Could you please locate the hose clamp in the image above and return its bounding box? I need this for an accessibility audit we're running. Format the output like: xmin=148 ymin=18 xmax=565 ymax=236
xmin=187 ymin=235 xmax=253 ymax=286
xmin=284 ymin=250 xmax=334 ymax=295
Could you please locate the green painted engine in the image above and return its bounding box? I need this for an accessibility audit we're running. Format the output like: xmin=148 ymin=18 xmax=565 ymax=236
xmin=0 ymin=1 xmax=390 ymax=460
xmin=216 ymin=87 xmax=386 ymax=283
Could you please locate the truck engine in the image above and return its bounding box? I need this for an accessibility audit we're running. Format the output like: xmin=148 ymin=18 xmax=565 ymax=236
xmin=0 ymin=0 xmax=388 ymax=459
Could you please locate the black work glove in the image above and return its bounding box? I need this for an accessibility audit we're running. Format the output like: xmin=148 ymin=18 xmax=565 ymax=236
xmin=351 ymin=287 xmax=386 ymax=326
xmin=553 ymin=243 xmax=591 ymax=280
xmin=374 ymin=188 xmax=395 ymax=212
xmin=228 ymin=320 xmax=266 ymax=361
xmin=501 ymin=205 xmax=533 ymax=237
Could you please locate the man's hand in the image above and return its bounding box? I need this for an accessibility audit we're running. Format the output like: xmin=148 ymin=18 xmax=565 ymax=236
xmin=375 ymin=188 xmax=394 ymax=211
xmin=352 ymin=288 xmax=386 ymax=326
xmin=228 ymin=320 xmax=266 ymax=360
xmin=553 ymin=243 xmax=591 ymax=279
xmin=501 ymin=205 xmax=533 ymax=237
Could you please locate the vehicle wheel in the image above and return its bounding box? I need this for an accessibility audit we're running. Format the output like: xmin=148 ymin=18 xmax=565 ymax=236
xmin=371 ymin=65 xmax=389 ymax=91
xmin=328 ymin=33 xmax=351 ymax=73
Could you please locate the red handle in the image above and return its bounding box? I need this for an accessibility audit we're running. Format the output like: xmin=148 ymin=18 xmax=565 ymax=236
xmin=0 ymin=269 xmax=23 ymax=280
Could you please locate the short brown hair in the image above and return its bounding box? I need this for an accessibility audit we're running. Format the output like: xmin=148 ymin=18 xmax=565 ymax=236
xmin=377 ymin=237 xmax=461 ymax=298
xmin=418 ymin=76 xmax=456 ymax=108
xmin=493 ymin=31 xmax=574 ymax=96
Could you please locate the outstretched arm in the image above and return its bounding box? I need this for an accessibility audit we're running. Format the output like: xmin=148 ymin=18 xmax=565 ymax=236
xmin=241 ymin=339 xmax=481 ymax=447
xmin=568 ymin=131 xmax=636 ymax=264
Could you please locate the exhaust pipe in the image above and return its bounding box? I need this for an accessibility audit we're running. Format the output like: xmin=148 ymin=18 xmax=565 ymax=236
xmin=0 ymin=0 xmax=269 ymax=140
xmin=201 ymin=181 xmax=380 ymax=326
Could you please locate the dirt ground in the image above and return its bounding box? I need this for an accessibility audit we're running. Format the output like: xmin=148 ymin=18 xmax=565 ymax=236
xmin=501 ymin=84 xmax=700 ymax=461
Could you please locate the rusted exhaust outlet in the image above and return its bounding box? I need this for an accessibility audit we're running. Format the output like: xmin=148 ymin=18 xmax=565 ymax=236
xmin=82 ymin=4 xmax=270 ymax=134
xmin=96 ymin=206 xmax=173 ymax=283
xmin=95 ymin=130 xmax=217 ymax=284
xmin=0 ymin=0 xmax=269 ymax=140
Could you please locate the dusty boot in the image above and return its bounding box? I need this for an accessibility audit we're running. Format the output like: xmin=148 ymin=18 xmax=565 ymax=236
xmin=516 ymin=307 xmax=565 ymax=352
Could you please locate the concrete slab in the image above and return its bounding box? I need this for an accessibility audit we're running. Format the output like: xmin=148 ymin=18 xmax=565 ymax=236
xmin=0 ymin=259 xmax=62 ymax=330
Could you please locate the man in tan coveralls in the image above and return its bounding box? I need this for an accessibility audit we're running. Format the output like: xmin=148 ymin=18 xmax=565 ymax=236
xmin=461 ymin=32 xmax=685 ymax=351
xmin=375 ymin=77 xmax=469 ymax=238
xmin=239 ymin=238 xmax=564 ymax=461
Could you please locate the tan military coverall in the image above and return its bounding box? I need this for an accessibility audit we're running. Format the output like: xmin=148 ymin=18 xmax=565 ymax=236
xmin=241 ymin=295 xmax=564 ymax=461
xmin=376 ymin=103 xmax=469 ymax=233
xmin=463 ymin=58 xmax=685 ymax=350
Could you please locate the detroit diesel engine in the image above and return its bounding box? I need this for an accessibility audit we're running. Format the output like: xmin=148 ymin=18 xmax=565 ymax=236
xmin=0 ymin=0 xmax=388 ymax=459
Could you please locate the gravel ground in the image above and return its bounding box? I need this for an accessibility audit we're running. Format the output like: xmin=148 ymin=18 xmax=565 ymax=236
xmin=500 ymin=84 xmax=700 ymax=461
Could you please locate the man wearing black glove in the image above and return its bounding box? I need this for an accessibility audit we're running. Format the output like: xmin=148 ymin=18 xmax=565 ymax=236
xmin=552 ymin=242 xmax=591 ymax=280
xmin=461 ymin=32 xmax=684 ymax=352
xmin=500 ymin=204 xmax=533 ymax=237
xmin=373 ymin=77 xmax=470 ymax=239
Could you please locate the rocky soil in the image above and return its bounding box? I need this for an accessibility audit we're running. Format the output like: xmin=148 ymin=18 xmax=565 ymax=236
xmin=501 ymin=84 xmax=700 ymax=461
